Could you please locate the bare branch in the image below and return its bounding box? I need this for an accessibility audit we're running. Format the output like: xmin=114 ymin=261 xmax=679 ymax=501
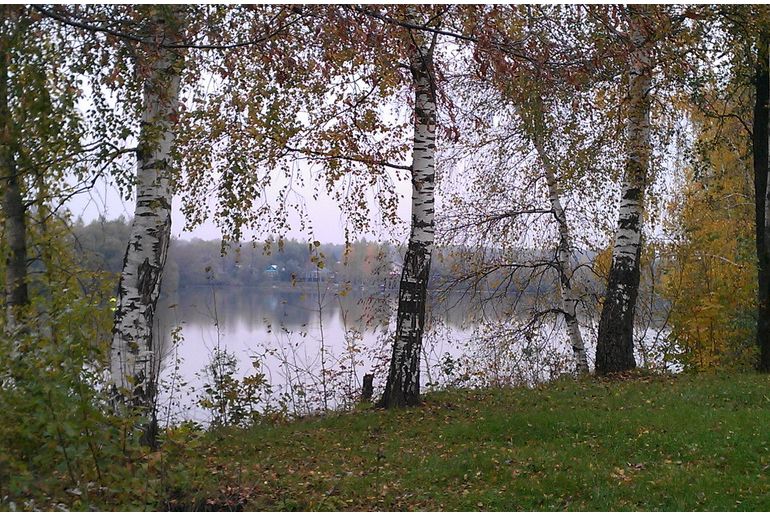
xmin=34 ymin=5 xmax=302 ymax=51
xmin=284 ymin=145 xmax=412 ymax=172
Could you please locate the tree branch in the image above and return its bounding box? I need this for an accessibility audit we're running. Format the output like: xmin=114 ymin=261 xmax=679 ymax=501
xmin=284 ymin=145 xmax=412 ymax=172
xmin=350 ymin=6 xmax=478 ymax=43
xmin=34 ymin=5 xmax=302 ymax=51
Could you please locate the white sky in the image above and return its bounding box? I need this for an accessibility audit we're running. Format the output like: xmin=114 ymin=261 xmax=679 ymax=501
xmin=66 ymin=163 xmax=415 ymax=245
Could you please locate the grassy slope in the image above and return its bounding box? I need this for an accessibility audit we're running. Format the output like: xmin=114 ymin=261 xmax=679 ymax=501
xmin=164 ymin=372 xmax=770 ymax=511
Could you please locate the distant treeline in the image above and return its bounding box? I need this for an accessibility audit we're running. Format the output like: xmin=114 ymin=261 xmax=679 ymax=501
xmin=72 ymin=217 xmax=600 ymax=296
xmin=73 ymin=217 xmax=452 ymax=292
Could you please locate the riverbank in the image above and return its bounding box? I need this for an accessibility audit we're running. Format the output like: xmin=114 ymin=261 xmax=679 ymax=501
xmin=157 ymin=371 xmax=770 ymax=511
xmin=6 ymin=371 xmax=769 ymax=510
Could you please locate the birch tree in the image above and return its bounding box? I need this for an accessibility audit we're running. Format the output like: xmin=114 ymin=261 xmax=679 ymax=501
xmin=109 ymin=8 xmax=184 ymax=425
xmin=175 ymin=5 xmax=440 ymax=406
xmin=595 ymin=6 xmax=654 ymax=374
xmin=36 ymin=6 xmax=311 ymax=414
xmin=379 ymin=22 xmax=438 ymax=408
xmin=526 ymin=96 xmax=590 ymax=374
xmin=1 ymin=8 xmax=30 ymax=331
xmin=434 ymin=5 xmax=621 ymax=378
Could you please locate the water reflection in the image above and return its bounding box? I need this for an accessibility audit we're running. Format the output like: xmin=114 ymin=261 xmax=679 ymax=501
xmin=158 ymin=285 xmax=475 ymax=334
xmin=155 ymin=285 xmax=481 ymax=423
xmin=154 ymin=285 xmax=670 ymax=424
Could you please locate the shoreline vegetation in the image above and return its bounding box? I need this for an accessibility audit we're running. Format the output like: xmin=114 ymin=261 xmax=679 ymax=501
xmin=6 ymin=372 xmax=769 ymax=511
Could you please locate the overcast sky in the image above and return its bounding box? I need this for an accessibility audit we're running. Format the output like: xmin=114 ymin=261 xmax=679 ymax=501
xmin=66 ymin=165 xmax=415 ymax=246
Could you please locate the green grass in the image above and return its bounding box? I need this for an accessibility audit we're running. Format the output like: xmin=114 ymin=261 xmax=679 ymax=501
xmin=161 ymin=372 xmax=770 ymax=511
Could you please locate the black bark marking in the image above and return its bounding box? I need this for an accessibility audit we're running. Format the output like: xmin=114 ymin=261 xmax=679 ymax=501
xmin=618 ymin=215 xmax=640 ymax=230
xmin=595 ymin=9 xmax=651 ymax=375
xmin=379 ymin=240 xmax=432 ymax=408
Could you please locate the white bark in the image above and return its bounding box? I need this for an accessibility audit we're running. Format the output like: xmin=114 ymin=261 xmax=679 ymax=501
xmin=381 ymin=30 xmax=437 ymax=408
xmin=110 ymin=11 xmax=183 ymax=412
xmin=607 ymin=8 xmax=651 ymax=296
xmin=529 ymin=121 xmax=589 ymax=374
xmin=408 ymin=66 xmax=437 ymax=252
xmin=595 ymin=5 xmax=652 ymax=374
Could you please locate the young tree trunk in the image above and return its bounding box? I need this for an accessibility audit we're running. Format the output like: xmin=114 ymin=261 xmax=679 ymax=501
xmin=528 ymin=102 xmax=590 ymax=375
xmin=1 ymin=149 xmax=28 ymax=331
xmin=0 ymin=24 xmax=29 ymax=331
xmin=595 ymin=6 xmax=653 ymax=375
xmin=110 ymin=10 xmax=183 ymax=430
xmin=753 ymin=30 xmax=770 ymax=372
xmin=379 ymin=36 xmax=437 ymax=409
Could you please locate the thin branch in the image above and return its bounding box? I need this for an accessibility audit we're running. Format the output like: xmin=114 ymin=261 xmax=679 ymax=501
xmin=444 ymin=209 xmax=554 ymax=232
xmin=284 ymin=145 xmax=412 ymax=172
xmin=350 ymin=6 xmax=478 ymax=43
xmin=33 ymin=5 xmax=145 ymax=44
xmin=34 ymin=5 xmax=302 ymax=51
xmin=693 ymin=252 xmax=745 ymax=268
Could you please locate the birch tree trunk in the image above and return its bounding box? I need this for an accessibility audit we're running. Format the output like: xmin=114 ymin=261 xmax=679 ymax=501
xmin=110 ymin=9 xmax=183 ymax=426
xmin=595 ymin=6 xmax=653 ymax=375
xmin=1 ymin=142 xmax=28 ymax=333
xmin=0 ymin=19 xmax=29 ymax=332
xmin=379 ymin=36 xmax=437 ymax=409
xmin=527 ymin=100 xmax=590 ymax=375
xmin=753 ymin=30 xmax=770 ymax=372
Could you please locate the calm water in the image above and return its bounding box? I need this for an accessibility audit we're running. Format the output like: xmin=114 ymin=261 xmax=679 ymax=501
xmin=154 ymin=285 xmax=671 ymax=424
xmin=154 ymin=285 xmax=480 ymax=422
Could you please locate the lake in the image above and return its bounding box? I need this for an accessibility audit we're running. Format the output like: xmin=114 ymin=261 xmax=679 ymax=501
xmin=154 ymin=284 xmax=480 ymax=423
xmin=154 ymin=284 xmax=670 ymax=424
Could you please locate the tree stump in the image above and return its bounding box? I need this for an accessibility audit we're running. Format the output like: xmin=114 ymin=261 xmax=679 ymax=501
xmin=362 ymin=373 xmax=374 ymax=402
